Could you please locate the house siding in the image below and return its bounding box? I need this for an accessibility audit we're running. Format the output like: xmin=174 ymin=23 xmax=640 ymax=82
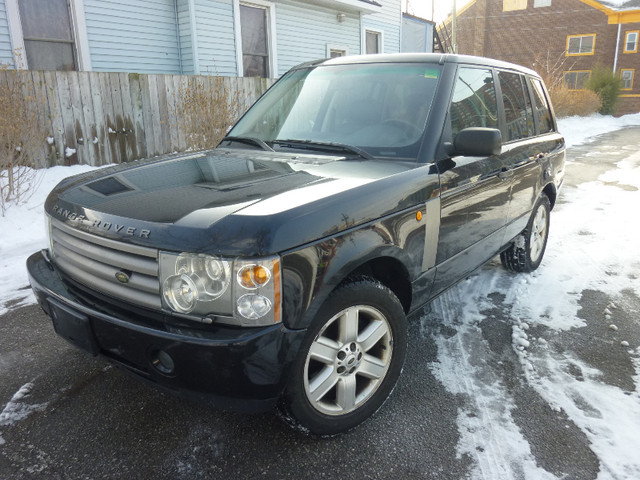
xmin=176 ymin=0 xmax=194 ymax=74
xmin=362 ymin=0 xmax=402 ymax=53
xmin=193 ymin=0 xmax=237 ymax=76
xmin=84 ymin=0 xmax=182 ymax=73
xmin=275 ymin=0 xmax=360 ymax=75
xmin=0 ymin=0 xmax=13 ymax=65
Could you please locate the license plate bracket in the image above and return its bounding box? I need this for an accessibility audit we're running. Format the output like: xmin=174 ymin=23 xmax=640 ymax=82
xmin=47 ymin=298 xmax=99 ymax=356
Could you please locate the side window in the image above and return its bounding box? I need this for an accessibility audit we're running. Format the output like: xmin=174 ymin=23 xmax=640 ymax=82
xmin=530 ymin=79 xmax=554 ymax=134
xmin=450 ymin=67 xmax=498 ymax=137
xmin=498 ymin=71 xmax=532 ymax=141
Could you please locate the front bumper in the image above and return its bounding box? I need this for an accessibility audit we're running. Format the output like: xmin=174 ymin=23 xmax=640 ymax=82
xmin=27 ymin=250 xmax=305 ymax=413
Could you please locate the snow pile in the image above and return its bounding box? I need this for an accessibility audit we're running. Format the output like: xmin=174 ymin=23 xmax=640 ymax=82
xmin=558 ymin=112 xmax=640 ymax=148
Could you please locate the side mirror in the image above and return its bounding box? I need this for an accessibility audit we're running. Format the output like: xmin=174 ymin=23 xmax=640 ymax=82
xmin=453 ymin=127 xmax=502 ymax=157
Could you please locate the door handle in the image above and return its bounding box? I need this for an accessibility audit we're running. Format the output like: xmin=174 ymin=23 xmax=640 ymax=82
xmin=530 ymin=153 xmax=546 ymax=162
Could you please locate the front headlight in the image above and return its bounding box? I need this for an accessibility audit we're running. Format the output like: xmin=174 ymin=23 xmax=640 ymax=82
xmin=159 ymin=252 xmax=281 ymax=327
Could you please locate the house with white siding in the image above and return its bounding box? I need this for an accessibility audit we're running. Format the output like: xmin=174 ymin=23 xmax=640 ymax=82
xmin=0 ymin=0 xmax=402 ymax=77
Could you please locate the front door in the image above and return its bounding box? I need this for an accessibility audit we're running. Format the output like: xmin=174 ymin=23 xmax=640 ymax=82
xmin=432 ymin=66 xmax=511 ymax=296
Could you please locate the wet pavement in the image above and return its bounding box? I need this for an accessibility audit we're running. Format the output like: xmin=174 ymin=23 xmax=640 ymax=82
xmin=1 ymin=127 xmax=639 ymax=479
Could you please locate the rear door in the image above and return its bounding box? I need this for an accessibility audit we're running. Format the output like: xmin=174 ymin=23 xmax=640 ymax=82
xmin=495 ymin=70 xmax=542 ymax=238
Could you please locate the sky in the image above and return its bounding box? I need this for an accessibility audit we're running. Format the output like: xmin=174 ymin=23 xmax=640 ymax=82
xmin=404 ymin=0 xmax=475 ymax=23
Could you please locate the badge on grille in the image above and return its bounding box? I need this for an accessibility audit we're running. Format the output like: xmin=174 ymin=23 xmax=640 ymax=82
xmin=115 ymin=271 xmax=130 ymax=284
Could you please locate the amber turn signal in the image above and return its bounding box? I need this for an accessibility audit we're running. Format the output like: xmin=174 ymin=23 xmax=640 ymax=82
xmin=238 ymin=264 xmax=272 ymax=289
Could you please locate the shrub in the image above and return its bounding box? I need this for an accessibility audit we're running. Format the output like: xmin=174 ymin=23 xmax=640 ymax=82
xmin=549 ymin=84 xmax=602 ymax=118
xmin=531 ymin=51 xmax=601 ymax=117
xmin=587 ymin=65 xmax=623 ymax=115
xmin=0 ymin=62 xmax=47 ymax=215
xmin=179 ymin=76 xmax=243 ymax=151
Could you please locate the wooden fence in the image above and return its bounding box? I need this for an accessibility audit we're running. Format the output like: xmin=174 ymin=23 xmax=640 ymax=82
xmin=0 ymin=71 xmax=275 ymax=167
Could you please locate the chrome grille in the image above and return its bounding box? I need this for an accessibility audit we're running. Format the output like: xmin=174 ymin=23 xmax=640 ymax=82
xmin=50 ymin=218 xmax=161 ymax=310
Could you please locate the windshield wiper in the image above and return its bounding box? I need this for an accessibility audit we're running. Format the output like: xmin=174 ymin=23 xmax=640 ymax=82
xmin=221 ymin=136 xmax=275 ymax=152
xmin=273 ymin=139 xmax=374 ymax=160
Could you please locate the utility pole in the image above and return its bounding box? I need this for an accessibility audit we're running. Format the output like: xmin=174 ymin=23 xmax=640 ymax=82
xmin=452 ymin=0 xmax=457 ymax=53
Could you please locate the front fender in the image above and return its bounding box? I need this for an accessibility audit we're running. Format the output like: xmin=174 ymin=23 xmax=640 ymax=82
xmin=281 ymin=206 xmax=425 ymax=330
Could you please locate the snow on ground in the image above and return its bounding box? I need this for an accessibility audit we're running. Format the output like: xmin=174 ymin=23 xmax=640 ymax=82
xmin=1 ymin=113 xmax=640 ymax=477
xmin=559 ymin=112 xmax=640 ymax=148
xmin=425 ymin=114 xmax=640 ymax=479
xmin=0 ymin=165 xmax=98 ymax=315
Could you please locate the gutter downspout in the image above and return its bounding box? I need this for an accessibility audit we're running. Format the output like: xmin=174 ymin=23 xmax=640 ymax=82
xmin=188 ymin=0 xmax=200 ymax=75
xmin=613 ymin=23 xmax=621 ymax=73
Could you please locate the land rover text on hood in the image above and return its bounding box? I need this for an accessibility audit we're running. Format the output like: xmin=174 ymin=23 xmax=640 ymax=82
xmin=27 ymin=54 xmax=565 ymax=435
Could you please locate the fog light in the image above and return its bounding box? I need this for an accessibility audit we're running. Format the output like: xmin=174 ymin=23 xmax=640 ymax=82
xmin=150 ymin=349 xmax=175 ymax=375
xmin=237 ymin=293 xmax=272 ymax=319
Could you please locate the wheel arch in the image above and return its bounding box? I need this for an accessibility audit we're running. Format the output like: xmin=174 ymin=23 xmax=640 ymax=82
xmin=281 ymin=228 xmax=416 ymax=330
xmin=542 ymin=181 xmax=557 ymax=210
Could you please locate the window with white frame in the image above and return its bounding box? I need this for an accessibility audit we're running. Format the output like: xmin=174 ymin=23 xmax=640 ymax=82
xmin=365 ymin=30 xmax=381 ymax=54
xmin=6 ymin=0 xmax=89 ymax=70
xmin=239 ymin=3 xmax=271 ymax=77
xmin=621 ymin=69 xmax=634 ymax=90
xmin=624 ymin=31 xmax=638 ymax=53
xmin=18 ymin=0 xmax=76 ymax=70
xmin=327 ymin=45 xmax=348 ymax=58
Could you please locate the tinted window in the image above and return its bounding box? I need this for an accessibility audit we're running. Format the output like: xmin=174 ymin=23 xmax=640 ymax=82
xmin=498 ymin=71 xmax=532 ymax=141
xmin=450 ymin=67 xmax=498 ymax=136
xmin=530 ymin=79 xmax=554 ymax=134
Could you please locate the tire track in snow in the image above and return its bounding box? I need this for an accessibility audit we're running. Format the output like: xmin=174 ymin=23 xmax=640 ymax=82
xmin=426 ymin=285 xmax=558 ymax=480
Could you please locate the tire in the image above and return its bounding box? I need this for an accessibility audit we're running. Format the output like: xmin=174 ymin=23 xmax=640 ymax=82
xmin=278 ymin=277 xmax=407 ymax=435
xmin=501 ymin=194 xmax=551 ymax=273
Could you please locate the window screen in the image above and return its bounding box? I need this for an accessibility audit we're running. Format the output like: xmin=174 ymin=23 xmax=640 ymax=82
xmin=530 ymin=79 xmax=554 ymax=134
xmin=18 ymin=0 xmax=76 ymax=70
xmin=498 ymin=71 xmax=532 ymax=141
xmin=567 ymin=35 xmax=595 ymax=55
xmin=563 ymin=71 xmax=591 ymax=90
xmin=240 ymin=4 xmax=269 ymax=77
xmin=621 ymin=70 xmax=634 ymax=90
xmin=625 ymin=32 xmax=638 ymax=52
xmin=366 ymin=31 xmax=380 ymax=54
xmin=450 ymin=67 xmax=498 ymax=136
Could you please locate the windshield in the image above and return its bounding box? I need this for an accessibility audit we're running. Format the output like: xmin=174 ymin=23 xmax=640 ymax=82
xmin=228 ymin=62 xmax=441 ymax=159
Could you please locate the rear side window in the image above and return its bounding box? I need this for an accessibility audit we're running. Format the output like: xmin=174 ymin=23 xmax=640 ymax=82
xmin=530 ymin=79 xmax=554 ymax=134
xmin=498 ymin=71 xmax=533 ymax=141
xmin=450 ymin=67 xmax=498 ymax=136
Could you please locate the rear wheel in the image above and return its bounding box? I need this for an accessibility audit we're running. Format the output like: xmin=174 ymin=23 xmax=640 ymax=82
xmin=278 ymin=277 xmax=407 ymax=435
xmin=501 ymin=195 xmax=551 ymax=273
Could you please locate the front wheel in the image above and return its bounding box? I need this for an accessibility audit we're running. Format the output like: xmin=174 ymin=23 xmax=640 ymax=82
xmin=278 ymin=277 xmax=407 ymax=435
xmin=501 ymin=194 xmax=551 ymax=272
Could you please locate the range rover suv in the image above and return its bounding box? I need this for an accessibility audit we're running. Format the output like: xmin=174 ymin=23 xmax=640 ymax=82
xmin=27 ymin=54 xmax=565 ymax=435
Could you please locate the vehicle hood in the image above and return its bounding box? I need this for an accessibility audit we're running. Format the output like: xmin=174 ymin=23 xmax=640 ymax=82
xmin=46 ymin=149 xmax=435 ymax=255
